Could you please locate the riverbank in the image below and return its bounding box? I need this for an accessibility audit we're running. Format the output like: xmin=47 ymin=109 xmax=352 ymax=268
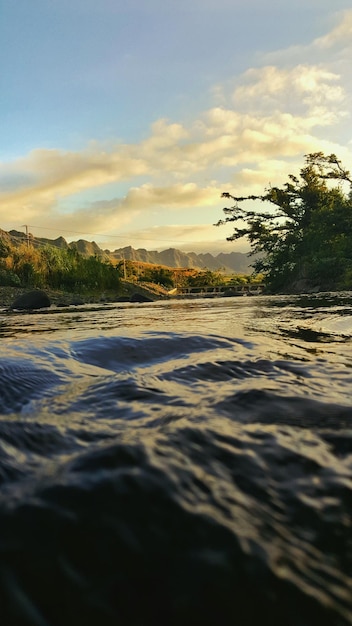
xmin=0 ymin=281 xmax=170 ymax=309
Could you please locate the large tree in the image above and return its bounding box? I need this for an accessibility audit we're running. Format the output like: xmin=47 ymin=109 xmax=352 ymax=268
xmin=216 ymin=152 xmax=352 ymax=291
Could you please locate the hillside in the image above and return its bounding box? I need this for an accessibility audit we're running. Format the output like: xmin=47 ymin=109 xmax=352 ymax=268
xmin=0 ymin=228 xmax=253 ymax=273
xmin=2 ymin=229 xmax=110 ymax=261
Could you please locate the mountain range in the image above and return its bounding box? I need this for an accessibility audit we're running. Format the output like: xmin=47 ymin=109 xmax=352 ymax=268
xmin=1 ymin=228 xmax=253 ymax=273
xmin=109 ymin=246 xmax=253 ymax=273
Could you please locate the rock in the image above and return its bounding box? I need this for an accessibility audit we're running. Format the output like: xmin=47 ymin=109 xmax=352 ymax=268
xmin=130 ymin=293 xmax=154 ymax=303
xmin=68 ymin=297 xmax=85 ymax=306
xmin=10 ymin=290 xmax=51 ymax=310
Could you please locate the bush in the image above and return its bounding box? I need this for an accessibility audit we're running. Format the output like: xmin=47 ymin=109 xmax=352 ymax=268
xmin=0 ymin=269 xmax=21 ymax=287
xmin=5 ymin=243 xmax=121 ymax=292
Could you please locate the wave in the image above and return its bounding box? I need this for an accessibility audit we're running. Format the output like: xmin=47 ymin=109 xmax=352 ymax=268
xmin=0 ymin=331 xmax=351 ymax=624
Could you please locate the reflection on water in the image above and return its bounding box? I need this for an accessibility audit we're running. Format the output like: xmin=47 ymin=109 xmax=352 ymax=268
xmin=0 ymin=293 xmax=352 ymax=625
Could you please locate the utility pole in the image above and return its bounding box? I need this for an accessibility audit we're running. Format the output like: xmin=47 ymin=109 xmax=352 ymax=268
xmin=22 ymin=224 xmax=30 ymax=248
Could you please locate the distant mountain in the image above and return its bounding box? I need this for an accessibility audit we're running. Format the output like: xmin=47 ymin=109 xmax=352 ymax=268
xmin=70 ymin=239 xmax=109 ymax=259
xmin=2 ymin=229 xmax=110 ymax=261
xmin=109 ymin=246 xmax=254 ymax=273
xmin=0 ymin=228 xmax=254 ymax=273
xmin=5 ymin=229 xmax=68 ymax=250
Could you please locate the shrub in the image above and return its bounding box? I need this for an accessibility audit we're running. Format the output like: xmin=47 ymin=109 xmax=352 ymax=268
xmin=0 ymin=269 xmax=21 ymax=287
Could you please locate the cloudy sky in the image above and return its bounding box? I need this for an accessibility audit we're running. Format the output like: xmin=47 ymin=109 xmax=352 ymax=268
xmin=1 ymin=0 xmax=352 ymax=253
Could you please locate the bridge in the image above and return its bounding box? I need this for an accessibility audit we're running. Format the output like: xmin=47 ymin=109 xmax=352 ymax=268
xmin=168 ymin=284 xmax=265 ymax=298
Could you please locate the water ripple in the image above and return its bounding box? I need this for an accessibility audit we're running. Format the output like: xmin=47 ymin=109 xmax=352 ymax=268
xmin=0 ymin=296 xmax=351 ymax=624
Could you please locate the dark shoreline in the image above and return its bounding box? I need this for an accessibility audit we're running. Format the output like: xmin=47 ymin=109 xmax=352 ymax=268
xmin=0 ymin=282 xmax=171 ymax=309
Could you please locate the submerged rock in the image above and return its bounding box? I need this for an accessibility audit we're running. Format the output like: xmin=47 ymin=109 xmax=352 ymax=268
xmin=10 ymin=289 xmax=51 ymax=310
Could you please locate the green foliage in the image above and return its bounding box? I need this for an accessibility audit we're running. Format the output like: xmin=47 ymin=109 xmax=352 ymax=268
xmin=10 ymin=244 xmax=43 ymax=287
xmin=139 ymin=267 xmax=174 ymax=288
xmin=216 ymin=152 xmax=352 ymax=291
xmin=18 ymin=261 xmax=37 ymax=286
xmin=0 ymin=239 xmax=10 ymax=259
xmin=4 ymin=243 xmax=121 ymax=292
xmin=186 ymin=270 xmax=225 ymax=288
xmin=0 ymin=269 xmax=21 ymax=287
xmin=228 ymin=275 xmax=250 ymax=286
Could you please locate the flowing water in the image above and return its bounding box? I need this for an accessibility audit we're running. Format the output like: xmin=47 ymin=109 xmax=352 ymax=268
xmin=0 ymin=292 xmax=352 ymax=625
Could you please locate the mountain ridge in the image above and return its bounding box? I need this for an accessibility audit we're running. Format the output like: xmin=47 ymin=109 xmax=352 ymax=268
xmin=109 ymin=246 xmax=253 ymax=273
xmin=0 ymin=228 xmax=253 ymax=273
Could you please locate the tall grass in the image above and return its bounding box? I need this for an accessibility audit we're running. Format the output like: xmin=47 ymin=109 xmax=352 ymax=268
xmin=0 ymin=242 xmax=121 ymax=292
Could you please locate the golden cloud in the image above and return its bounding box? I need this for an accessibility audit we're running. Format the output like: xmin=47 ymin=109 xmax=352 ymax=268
xmin=0 ymin=11 xmax=351 ymax=238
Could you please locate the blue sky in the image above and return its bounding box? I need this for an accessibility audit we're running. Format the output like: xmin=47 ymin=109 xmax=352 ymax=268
xmin=1 ymin=0 xmax=351 ymax=253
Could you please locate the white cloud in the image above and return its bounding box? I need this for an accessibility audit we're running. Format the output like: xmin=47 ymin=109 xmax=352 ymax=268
xmin=116 ymin=182 xmax=223 ymax=210
xmin=263 ymin=9 xmax=352 ymax=70
xmin=0 ymin=147 xmax=148 ymax=218
xmin=104 ymin=223 xmax=246 ymax=254
xmin=233 ymin=65 xmax=345 ymax=114
xmin=315 ymin=10 xmax=352 ymax=50
xmin=0 ymin=11 xmax=351 ymax=251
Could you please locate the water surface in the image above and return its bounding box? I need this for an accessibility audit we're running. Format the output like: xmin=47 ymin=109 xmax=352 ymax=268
xmin=0 ymin=293 xmax=351 ymax=625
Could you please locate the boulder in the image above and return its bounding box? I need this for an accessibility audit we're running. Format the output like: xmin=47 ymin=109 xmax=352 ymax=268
xmin=68 ymin=297 xmax=85 ymax=306
xmin=10 ymin=290 xmax=51 ymax=310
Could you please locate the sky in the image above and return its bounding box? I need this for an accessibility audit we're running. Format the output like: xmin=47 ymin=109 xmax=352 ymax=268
xmin=1 ymin=0 xmax=352 ymax=254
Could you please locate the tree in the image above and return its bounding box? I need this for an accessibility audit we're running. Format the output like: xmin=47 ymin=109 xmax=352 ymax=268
xmin=139 ymin=266 xmax=174 ymax=288
xmin=216 ymin=152 xmax=352 ymax=291
xmin=186 ymin=270 xmax=225 ymax=288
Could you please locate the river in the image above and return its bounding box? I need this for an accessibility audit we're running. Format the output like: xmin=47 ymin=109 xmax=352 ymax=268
xmin=0 ymin=292 xmax=352 ymax=625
